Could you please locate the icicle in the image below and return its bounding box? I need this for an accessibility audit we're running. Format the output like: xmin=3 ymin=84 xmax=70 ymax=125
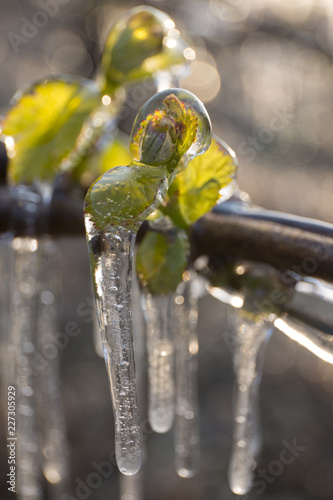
xmin=227 ymin=308 xmax=272 ymax=496
xmin=92 ymin=306 xmax=104 ymax=358
xmin=8 ymin=183 xmax=52 ymax=500
xmin=119 ymin=470 xmax=144 ymax=500
xmin=173 ymin=271 xmax=200 ymax=478
xmin=36 ymin=238 xmax=69 ymax=495
xmin=142 ymin=292 xmax=175 ymax=433
xmin=118 ymin=275 xmax=146 ymax=500
xmin=10 ymin=236 xmax=42 ymax=500
xmin=0 ymin=232 xmax=12 ymax=399
xmin=86 ymin=223 xmax=142 ymax=475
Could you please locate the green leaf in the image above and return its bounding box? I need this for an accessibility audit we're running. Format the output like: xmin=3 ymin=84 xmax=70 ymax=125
xmin=84 ymin=163 xmax=169 ymax=230
xmin=163 ymin=136 xmax=238 ymax=228
xmin=72 ymin=130 xmax=132 ymax=188
xmin=136 ymin=227 xmax=189 ymax=295
xmin=97 ymin=6 xmax=188 ymax=96
xmin=0 ymin=77 xmax=102 ymax=185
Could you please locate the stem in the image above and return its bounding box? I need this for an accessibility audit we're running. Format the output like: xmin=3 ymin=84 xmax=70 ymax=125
xmin=86 ymin=224 xmax=143 ymax=475
xmin=173 ymin=272 xmax=200 ymax=478
xmin=142 ymin=292 xmax=175 ymax=433
xmin=227 ymin=309 xmax=272 ymax=496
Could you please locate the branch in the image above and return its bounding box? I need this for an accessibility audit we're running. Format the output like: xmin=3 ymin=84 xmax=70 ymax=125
xmin=191 ymin=201 xmax=333 ymax=283
xmin=1 ymin=187 xmax=332 ymax=282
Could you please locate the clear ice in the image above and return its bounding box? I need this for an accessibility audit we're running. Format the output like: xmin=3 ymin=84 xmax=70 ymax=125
xmin=173 ymin=272 xmax=200 ymax=478
xmin=142 ymin=292 xmax=175 ymax=433
xmin=7 ymin=182 xmax=70 ymax=498
xmin=0 ymin=233 xmax=12 ymax=399
xmin=275 ymin=313 xmax=333 ymax=364
xmin=10 ymin=236 xmax=42 ymax=500
xmin=227 ymin=308 xmax=272 ymax=495
xmin=36 ymin=239 xmax=69 ymax=493
xmin=119 ymin=470 xmax=144 ymax=500
xmin=86 ymin=223 xmax=143 ymax=475
xmin=8 ymin=184 xmax=52 ymax=500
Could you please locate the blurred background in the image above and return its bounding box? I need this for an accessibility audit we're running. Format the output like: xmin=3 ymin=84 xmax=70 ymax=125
xmin=1 ymin=0 xmax=333 ymax=499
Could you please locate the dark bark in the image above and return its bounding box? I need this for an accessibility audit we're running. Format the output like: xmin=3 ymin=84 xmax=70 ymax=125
xmin=1 ymin=188 xmax=332 ymax=282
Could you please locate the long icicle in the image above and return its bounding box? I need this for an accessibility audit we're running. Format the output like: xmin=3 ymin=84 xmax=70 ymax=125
xmin=35 ymin=238 xmax=69 ymax=495
xmin=227 ymin=308 xmax=272 ymax=496
xmin=118 ymin=274 xmax=146 ymax=500
xmin=142 ymin=291 xmax=175 ymax=433
xmin=86 ymin=223 xmax=142 ymax=475
xmin=9 ymin=183 xmax=53 ymax=500
xmin=173 ymin=271 xmax=200 ymax=478
xmin=0 ymin=232 xmax=12 ymax=399
xmin=10 ymin=235 xmax=42 ymax=500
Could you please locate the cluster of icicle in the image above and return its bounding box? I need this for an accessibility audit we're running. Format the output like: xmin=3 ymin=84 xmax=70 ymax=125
xmin=1 ymin=6 xmax=195 ymax=498
xmin=85 ymin=94 xmax=333 ymax=500
xmin=84 ymin=84 xmax=212 ymax=478
xmin=2 ymin=186 xmax=69 ymax=500
xmin=208 ymin=268 xmax=333 ymax=496
xmin=142 ymin=270 xmax=201 ymax=478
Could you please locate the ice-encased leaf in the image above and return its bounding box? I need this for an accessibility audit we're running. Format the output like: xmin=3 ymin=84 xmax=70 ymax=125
xmin=163 ymin=137 xmax=238 ymax=228
xmin=72 ymin=131 xmax=132 ymax=188
xmin=84 ymin=164 xmax=169 ymax=230
xmin=0 ymin=77 xmax=102 ymax=185
xmin=97 ymin=6 xmax=189 ymax=96
xmin=130 ymin=89 xmax=211 ymax=172
xmin=136 ymin=228 xmax=189 ymax=295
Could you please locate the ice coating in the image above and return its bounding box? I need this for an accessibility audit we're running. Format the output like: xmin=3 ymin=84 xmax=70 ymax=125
xmin=130 ymin=89 xmax=211 ymax=170
xmin=84 ymin=164 xmax=169 ymax=231
xmin=36 ymin=239 xmax=69 ymax=494
xmin=0 ymin=76 xmax=103 ymax=185
xmin=7 ymin=184 xmax=53 ymax=500
xmin=214 ymin=136 xmax=239 ymax=204
xmin=84 ymin=88 xmax=211 ymax=474
xmin=173 ymin=272 xmax=200 ymax=478
xmin=142 ymin=292 xmax=175 ymax=433
xmin=97 ymin=6 xmax=192 ymax=96
xmin=275 ymin=314 xmax=333 ymax=364
xmin=227 ymin=308 xmax=272 ymax=495
xmin=10 ymin=236 xmax=42 ymax=500
xmin=86 ymin=224 xmax=143 ymax=475
xmin=0 ymin=233 xmax=11 ymax=399
xmin=119 ymin=470 xmax=144 ymax=500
